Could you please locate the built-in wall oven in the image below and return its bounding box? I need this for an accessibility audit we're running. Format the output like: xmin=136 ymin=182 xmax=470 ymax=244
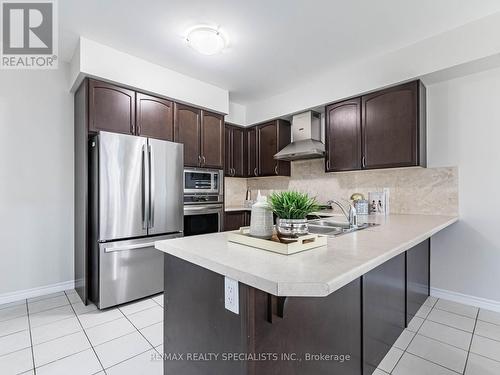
xmin=183 ymin=168 xmax=223 ymax=236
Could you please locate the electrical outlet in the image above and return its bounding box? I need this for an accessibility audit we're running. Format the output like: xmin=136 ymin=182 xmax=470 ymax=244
xmin=224 ymin=277 xmax=239 ymax=314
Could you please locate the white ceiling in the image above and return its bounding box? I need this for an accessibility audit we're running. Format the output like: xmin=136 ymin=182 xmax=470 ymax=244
xmin=60 ymin=0 xmax=500 ymax=104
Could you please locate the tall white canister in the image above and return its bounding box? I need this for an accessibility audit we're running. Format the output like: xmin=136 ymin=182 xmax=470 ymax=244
xmin=249 ymin=191 xmax=274 ymax=239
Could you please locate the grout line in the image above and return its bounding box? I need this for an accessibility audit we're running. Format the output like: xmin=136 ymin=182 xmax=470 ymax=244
xmin=102 ymin=347 xmax=153 ymax=372
xmin=65 ymin=291 xmax=106 ymax=374
xmin=400 ymin=351 xmax=463 ymax=374
xmin=118 ymin=305 xmax=160 ymax=350
xmin=463 ymin=309 xmax=480 ymax=374
xmin=433 ymin=305 xmax=478 ymax=320
xmin=25 ymin=299 xmax=37 ymax=375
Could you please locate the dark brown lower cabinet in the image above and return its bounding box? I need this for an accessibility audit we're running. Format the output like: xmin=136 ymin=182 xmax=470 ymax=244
xmin=224 ymin=211 xmax=251 ymax=231
xmin=406 ymin=239 xmax=430 ymax=324
xmin=164 ymin=241 xmax=431 ymax=375
xmin=363 ymin=253 xmax=406 ymax=375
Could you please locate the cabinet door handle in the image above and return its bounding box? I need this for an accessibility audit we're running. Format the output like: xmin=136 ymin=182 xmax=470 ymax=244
xmin=136 ymin=124 xmax=140 ymax=135
xmin=274 ymin=165 xmax=278 ymax=175
xmin=254 ymin=167 xmax=258 ymax=177
xmin=198 ymin=155 xmax=201 ymax=166
xmin=362 ymin=156 xmax=366 ymax=168
xmin=326 ymin=160 xmax=330 ymax=170
xmin=202 ymin=155 xmax=206 ymax=166
xmin=231 ymin=168 xmax=235 ymax=176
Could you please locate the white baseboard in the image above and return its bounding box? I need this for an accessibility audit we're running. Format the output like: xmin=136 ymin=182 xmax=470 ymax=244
xmin=0 ymin=280 xmax=75 ymax=305
xmin=431 ymin=287 xmax=500 ymax=313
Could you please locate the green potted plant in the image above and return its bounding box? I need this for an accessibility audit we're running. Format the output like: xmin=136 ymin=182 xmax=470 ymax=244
xmin=268 ymin=191 xmax=319 ymax=240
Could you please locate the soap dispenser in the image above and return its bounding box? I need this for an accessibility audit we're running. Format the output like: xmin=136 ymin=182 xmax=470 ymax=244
xmin=249 ymin=190 xmax=274 ymax=239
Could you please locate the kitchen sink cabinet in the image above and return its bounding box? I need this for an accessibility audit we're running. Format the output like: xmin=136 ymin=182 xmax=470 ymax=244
xmin=136 ymin=92 xmax=173 ymax=141
xmin=225 ymin=124 xmax=246 ymax=177
xmin=325 ymin=80 xmax=426 ymax=172
xmin=88 ymin=79 xmax=136 ymax=135
xmin=325 ymin=98 xmax=362 ymax=172
xmin=363 ymin=252 xmax=406 ymax=375
xmin=224 ymin=210 xmax=251 ymax=231
xmin=255 ymin=120 xmax=291 ymax=177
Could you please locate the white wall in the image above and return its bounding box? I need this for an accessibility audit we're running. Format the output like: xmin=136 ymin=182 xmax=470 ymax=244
xmin=427 ymin=67 xmax=500 ymax=303
xmin=0 ymin=64 xmax=74 ymax=296
xmin=71 ymin=38 xmax=229 ymax=114
xmin=245 ymin=11 xmax=500 ymax=125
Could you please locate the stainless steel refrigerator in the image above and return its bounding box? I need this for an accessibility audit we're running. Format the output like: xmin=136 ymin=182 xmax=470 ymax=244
xmin=89 ymin=131 xmax=183 ymax=309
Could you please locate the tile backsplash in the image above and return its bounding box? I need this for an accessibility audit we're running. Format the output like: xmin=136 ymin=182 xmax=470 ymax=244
xmin=225 ymin=159 xmax=458 ymax=216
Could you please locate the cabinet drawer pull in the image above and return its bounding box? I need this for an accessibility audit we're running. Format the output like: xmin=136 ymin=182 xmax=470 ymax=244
xmin=254 ymin=167 xmax=258 ymax=177
xmin=274 ymin=165 xmax=278 ymax=175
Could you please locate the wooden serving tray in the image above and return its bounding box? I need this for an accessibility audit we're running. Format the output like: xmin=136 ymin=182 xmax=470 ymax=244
xmin=227 ymin=227 xmax=327 ymax=255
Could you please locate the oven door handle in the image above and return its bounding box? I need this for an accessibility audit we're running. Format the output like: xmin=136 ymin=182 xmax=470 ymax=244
xmin=184 ymin=206 xmax=223 ymax=215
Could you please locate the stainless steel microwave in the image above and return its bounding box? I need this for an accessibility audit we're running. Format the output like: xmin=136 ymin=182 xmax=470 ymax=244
xmin=183 ymin=168 xmax=223 ymax=196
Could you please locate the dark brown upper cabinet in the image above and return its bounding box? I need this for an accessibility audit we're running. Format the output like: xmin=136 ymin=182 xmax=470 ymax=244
xmin=136 ymin=93 xmax=173 ymax=141
xmin=362 ymin=81 xmax=425 ymax=169
xmin=225 ymin=124 xmax=246 ymax=177
xmin=325 ymin=98 xmax=362 ymax=172
xmin=88 ymin=79 xmax=135 ymax=135
xmin=246 ymin=127 xmax=258 ymax=177
xmin=256 ymin=120 xmax=291 ymax=177
xmin=325 ymin=80 xmax=426 ymax=172
xmin=200 ymin=111 xmax=224 ymax=169
xmin=174 ymin=103 xmax=224 ymax=169
xmin=174 ymin=103 xmax=201 ymax=167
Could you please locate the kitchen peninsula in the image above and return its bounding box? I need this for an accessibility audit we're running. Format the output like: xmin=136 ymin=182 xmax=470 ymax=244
xmin=155 ymin=214 xmax=457 ymax=375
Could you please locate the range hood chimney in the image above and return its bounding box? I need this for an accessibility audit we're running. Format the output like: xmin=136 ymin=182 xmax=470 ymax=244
xmin=274 ymin=111 xmax=324 ymax=161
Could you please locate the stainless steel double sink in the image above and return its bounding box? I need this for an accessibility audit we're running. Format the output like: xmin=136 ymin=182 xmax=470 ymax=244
xmin=307 ymin=218 xmax=377 ymax=236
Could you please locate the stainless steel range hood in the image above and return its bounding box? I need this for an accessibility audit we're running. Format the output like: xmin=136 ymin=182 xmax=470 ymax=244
xmin=274 ymin=111 xmax=325 ymax=161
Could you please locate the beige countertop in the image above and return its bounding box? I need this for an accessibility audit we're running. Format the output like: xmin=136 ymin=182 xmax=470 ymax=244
xmin=155 ymin=214 xmax=458 ymax=297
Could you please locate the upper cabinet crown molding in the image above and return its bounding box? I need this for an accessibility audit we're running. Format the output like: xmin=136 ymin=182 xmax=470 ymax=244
xmin=325 ymin=80 xmax=426 ymax=172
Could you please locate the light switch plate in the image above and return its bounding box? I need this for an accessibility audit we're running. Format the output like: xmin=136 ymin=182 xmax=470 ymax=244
xmin=224 ymin=277 xmax=239 ymax=314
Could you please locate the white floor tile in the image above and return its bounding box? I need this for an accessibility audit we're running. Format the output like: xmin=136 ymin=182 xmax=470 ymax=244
xmin=373 ymin=369 xmax=389 ymax=375
xmin=140 ymin=322 xmax=163 ymax=347
xmin=427 ymin=308 xmax=476 ymax=332
xmin=71 ymin=300 xmax=98 ymax=315
xmin=0 ymin=300 xmax=26 ymax=311
xmin=471 ymin=335 xmax=500 ymax=362
xmin=0 ymin=330 xmax=31 ymax=357
xmin=29 ymin=305 xmax=75 ymax=328
xmin=66 ymin=292 xmax=82 ymax=304
xmin=94 ymin=331 xmax=151 ymax=369
xmin=478 ymin=309 xmax=500 ymax=326
xmin=155 ymin=344 xmax=163 ymax=355
xmin=78 ymin=308 xmax=123 ymax=329
xmin=119 ymin=299 xmax=157 ymax=316
xmin=36 ymin=348 xmax=102 ymax=375
xmin=0 ymin=315 xmax=29 ymax=337
xmin=393 ymin=329 xmax=416 ymax=350
xmin=415 ymin=304 xmax=432 ymax=319
xmin=152 ymin=294 xmax=163 ymax=307
xmin=465 ymin=353 xmax=500 ymax=375
xmin=0 ymin=304 xmax=27 ymax=323
xmin=85 ymin=317 xmax=136 ymax=346
xmin=435 ymin=299 xmax=479 ymax=319
xmin=0 ymin=347 xmax=33 ymax=374
xmin=32 ymin=331 xmax=90 ymax=367
xmin=393 ymin=352 xmax=457 ymax=375
xmin=106 ymin=349 xmax=162 ymax=375
xmin=28 ymin=295 xmax=69 ymax=315
xmin=407 ymin=316 xmax=424 ymax=332
xmin=418 ymin=319 xmax=472 ymax=350
xmin=127 ymin=306 xmax=163 ymax=330
xmin=31 ymin=316 xmax=82 ymax=345
xmin=378 ymin=346 xmax=404 ymax=373
xmin=27 ymin=292 xmax=65 ymax=303
xmin=475 ymin=320 xmax=500 ymax=342
xmin=407 ymin=334 xmax=467 ymax=373
xmin=423 ymin=296 xmax=438 ymax=308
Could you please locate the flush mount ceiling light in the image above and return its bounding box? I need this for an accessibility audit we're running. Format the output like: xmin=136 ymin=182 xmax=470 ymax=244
xmin=186 ymin=26 xmax=227 ymax=55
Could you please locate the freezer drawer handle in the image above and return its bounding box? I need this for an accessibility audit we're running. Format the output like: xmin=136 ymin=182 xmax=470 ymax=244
xmin=104 ymin=242 xmax=156 ymax=253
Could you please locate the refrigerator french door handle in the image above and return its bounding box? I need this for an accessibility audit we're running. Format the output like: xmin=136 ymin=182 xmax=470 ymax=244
xmin=148 ymin=143 xmax=155 ymax=229
xmin=141 ymin=144 xmax=149 ymax=230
